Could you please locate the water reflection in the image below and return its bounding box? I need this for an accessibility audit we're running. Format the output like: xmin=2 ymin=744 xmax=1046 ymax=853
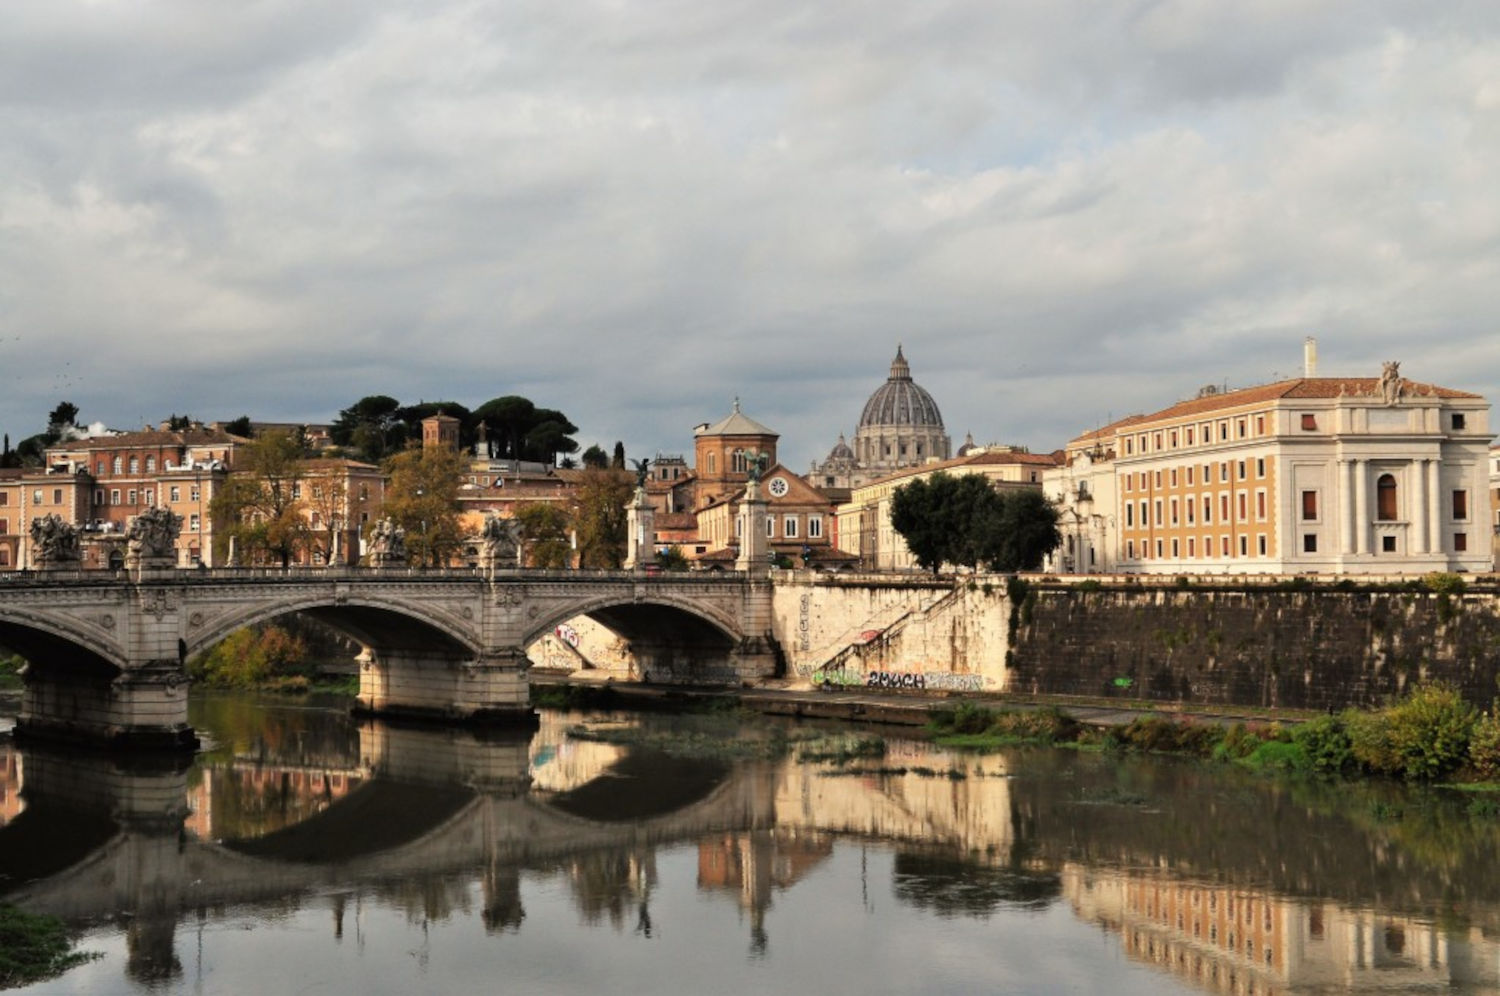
xmin=1 ymin=703 xmax=1498 ymax=994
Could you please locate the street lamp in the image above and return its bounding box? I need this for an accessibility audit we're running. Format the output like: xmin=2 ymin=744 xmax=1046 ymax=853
xmin=415 ymin=486 xmax=427 ymax=567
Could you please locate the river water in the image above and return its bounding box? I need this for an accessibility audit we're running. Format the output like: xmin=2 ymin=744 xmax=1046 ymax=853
xmin=3 ymin=694 xmax=1500 ymax=995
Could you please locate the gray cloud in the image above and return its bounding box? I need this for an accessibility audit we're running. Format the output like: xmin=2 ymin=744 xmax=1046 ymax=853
xmin=2 ymin=0 xmax=1498 ymax=469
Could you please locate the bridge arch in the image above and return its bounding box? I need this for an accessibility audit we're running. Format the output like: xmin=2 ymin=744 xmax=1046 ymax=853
xmin=522 ymin=593 xmax=744 ymax=650
xmin=0 ymin=612 xmax=126 ymax=674
xmin=184 ymin=593 xmax=483 ymax=664
xmin=524 ymin=594 xmax=748 ymax=684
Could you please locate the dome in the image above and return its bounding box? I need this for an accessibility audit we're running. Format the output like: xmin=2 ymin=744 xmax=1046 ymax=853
xmin=825 ymin=433 xmax=855 ymax=462
xmin=857 ymin=346 xmax=945 ymax=429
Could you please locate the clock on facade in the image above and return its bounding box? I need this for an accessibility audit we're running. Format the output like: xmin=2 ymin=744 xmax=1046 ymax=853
xmin=767 ymin=476 xmax=790 ymax=497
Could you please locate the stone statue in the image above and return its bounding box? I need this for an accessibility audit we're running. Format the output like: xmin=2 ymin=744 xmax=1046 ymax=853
xmin=127 ymin=507 xmax=182 ymax=561
xmin=631 ymin=458 xmax=651 ymax=490
xmin=29 ymin=514 xmax=80 ymax=566
xmin=1379 ymin=361 xmax=1403 ymax=406
xmin=369 ymin=517 xmax=407 ymax=564
xmin=744 ymin=450 xmax=768 ymax=483
xmin=479 ymin=513 xmax=521 ymax=564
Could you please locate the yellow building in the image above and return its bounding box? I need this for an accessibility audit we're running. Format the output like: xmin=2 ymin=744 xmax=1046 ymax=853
xmin=1049 ymin=364 xmax=1492 ymax=575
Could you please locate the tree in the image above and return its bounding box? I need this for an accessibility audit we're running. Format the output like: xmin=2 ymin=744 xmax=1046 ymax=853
xmin=611 ymin=441 xmax=626 ymax=469
xmin=380 ymin=446 xmax=465 ymax=566
xmin=304 ymin=471 xmax=349 ymax=565
xmin=397 ymin=401 xmax=475 ymax=452
xmin=473 ymin=396 xmax=579 ymax=464
xmin=211 ymin=430 xmax=310 ymax=567
xmin=47 ymin=402 xmax=79 ymax=433
xmin=890 ymin=473 xmax=1060 ymax=575
xmin=513 ymin=502 xmax=572 ymax=568
xmin=331 ymin=395 xmax=406 ymax=462
xmin=222 ymin=415 xmax=253 ymax=438
xmin=581 ymin=444 xmax=608 ymax=469
xmin=573 ymin=468 xmax=633 ymax=568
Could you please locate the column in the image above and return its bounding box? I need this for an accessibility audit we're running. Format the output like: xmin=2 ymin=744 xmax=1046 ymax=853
xmin=1339 ymin=459 xmax=1355 ymax=555
xmin=624 ymin=487 xmax=655 ymax=570
xmin=1353 ymin=459 xmax=1369 ymax=556
xmin=1427 ymin=459 xmax=1442 ymax=554
xmin=1412 ymin=460 xmax=1429 ymax=554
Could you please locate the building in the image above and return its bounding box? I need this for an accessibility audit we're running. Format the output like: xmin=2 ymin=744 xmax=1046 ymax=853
xmin=1491 ymin=443 xmax=1500 ymax=571
xmin=694 ymin=462 xmax=849 ymax=568
xmin=836 ymin=448 xmax=1059 ymax=570
xmin=692 ymin=401 xmax=780 ymax=509
xmin=811 ymin=347 xmax=952 ymax=490
xmin=1048 ymin=360 xmax=1492 ymax=575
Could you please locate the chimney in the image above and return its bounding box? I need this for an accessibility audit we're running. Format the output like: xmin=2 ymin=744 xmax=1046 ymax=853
xmin=1303 ymin=336 xmax=1318 ymax=378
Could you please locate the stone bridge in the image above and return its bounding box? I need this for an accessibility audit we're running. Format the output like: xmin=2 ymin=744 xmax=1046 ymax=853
xmin=0 ymin=567 xmax=777 ymax=748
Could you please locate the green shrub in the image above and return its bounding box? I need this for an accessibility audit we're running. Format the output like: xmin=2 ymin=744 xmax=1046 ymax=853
xmin=1291 ymin=715 xmax=1354 ymax=774
xmin=189 ymin=624 xmax=309 ymax=688
xmin=1349 ymin=684 xmax=1476 ymax=780
xmin=1112 ymin=717 xmax=1223 ymax=757
xmin=1468 ymin=710 xmax=1500 ymax=780
xmin=1243 ymin=739 xmax=1308 ymax=772
xmin=1212 ymin=723 xmax=1265 ymax=761
xmin=1422 ymin=572 xmax=1467 ymax=597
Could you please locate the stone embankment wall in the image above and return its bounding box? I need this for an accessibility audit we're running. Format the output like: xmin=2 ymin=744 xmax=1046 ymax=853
xmin=770 ymin=574 xmax=1011 ymax=692
xmin=1006 ymin=579 xmax=1500 ymax=711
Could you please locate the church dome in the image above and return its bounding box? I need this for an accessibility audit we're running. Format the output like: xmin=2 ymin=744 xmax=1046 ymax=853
xmin=825 ymin=434 xmax=855 ymax=463
xmin=858 ymin=346 xmax=945 ymax=429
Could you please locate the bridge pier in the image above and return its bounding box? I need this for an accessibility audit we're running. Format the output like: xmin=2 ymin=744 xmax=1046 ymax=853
xmin=16 ymin=661 xmax=198 ymax=752
xmin=355 ymin=648 xmax=537 ymax=727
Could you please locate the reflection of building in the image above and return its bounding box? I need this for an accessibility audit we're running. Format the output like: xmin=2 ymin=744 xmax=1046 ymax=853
xmin=183 ymin=762 xmax=361 ymax=841
xmin=698 ymin=830 xmax=834 ymax=951
xmin=1064 ymin=864 xmax=1500 ymax=995
xmin=1490 ymin=443 xmax=1499 ymax=570
xmin=0 ymin=747 xmax=22 ymax=825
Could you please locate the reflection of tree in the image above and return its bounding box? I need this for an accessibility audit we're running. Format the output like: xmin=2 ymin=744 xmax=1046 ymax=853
xmin=892 ymin=851 xmax=1060 ymax=917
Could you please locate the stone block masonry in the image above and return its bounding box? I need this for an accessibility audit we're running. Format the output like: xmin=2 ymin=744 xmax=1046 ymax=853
xmin=1006 ymin=579 xmax=1500 ymax=711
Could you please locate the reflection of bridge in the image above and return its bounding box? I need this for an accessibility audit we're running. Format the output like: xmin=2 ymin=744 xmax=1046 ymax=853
xmin=0 ymin=569 xmax=775 ymax=747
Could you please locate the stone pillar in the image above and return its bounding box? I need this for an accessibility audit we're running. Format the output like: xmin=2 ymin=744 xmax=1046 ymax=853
xmin=17 ymin=662 xmax=197 ymax=751
xmin=735 ymin=480 xmax=770 ymax=575
xmin=355 ymin=648 xmax=536 ymax=726
xmin=1427 ymin=459 xmax=1442 ymax=554
xmin=1412 ymin=459 xmax=1429 ymax=554
xmin=1353 ymin=459 xmax=1369 ymax=556
xmin=624 ymin=487 xmax=655 ymax=570
xmin=1350 ymin=456 xmax=1362 ymax=555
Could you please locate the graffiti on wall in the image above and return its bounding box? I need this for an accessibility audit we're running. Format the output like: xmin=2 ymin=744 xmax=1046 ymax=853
xmin=798 ymin=595 xmax=811 ymax=652
xmin=809 ymin=667 xmax=991 ymax=693
xmin=554 ymin=623 xmax=580 ymax=648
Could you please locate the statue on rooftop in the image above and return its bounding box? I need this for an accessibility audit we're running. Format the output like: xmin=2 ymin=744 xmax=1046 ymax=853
xmin=1379 ymin=361 xmax=1404 ymax=406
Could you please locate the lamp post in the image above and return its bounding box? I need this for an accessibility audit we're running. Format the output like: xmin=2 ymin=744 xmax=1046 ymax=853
xmin=415 ymin=486 xmax=426 ymax=567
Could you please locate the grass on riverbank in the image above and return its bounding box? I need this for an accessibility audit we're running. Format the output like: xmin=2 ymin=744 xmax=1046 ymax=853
xmin=0 ymin=904 xmax=98 ymax=988
xmin=929 ymin=684 xmax=1500 ymax=785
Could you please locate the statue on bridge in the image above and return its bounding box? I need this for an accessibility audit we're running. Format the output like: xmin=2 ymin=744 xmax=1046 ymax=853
xmin=479 ymin=513 xmax=521 ymax=571
xmin=29 ymin=514 xmax=81 ymax=567
xmin=127 ymin=507 xmax=182 ymax=566
xmin=368 ymin=517 xmax=407 ymax=567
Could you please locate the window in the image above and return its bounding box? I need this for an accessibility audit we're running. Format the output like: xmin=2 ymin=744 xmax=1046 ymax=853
xmin=110 ymin=489 xmax=121 ymax=504
xmin=1301 ymin=413 xmax=1317 ymax=431
xmin=189 ymin=513 xmax=200 ymax=532
xmin=0 ymin=493 xmax=6 ymax=506
xmin=128 ymin=457 xmax=139 ymax=473
xmin=1239 ymin=535 xmax=1249 ymax=556
xmin=784 ymin=515 xmax=798 ymax=538
xmin=145 ymin=456 xmax=156 ymax=472
xmin=1256 ymin=491 xmax=1266 ymax=520
xmin=143 ymin=490 xmax=153 ymax=505
xmin=1237 ymin=419 xmax=1247 ymax=438
xmin=1154 ymin=500 xmax=1163 ymax=526
xmin=1186 ymin=427 xmax=1195 ymax=445
xmin=1255 ymin=415 xmax=1265 ymax=435
xmin=1219 ymin=421 xmax=1228 ymax=441
xmin=1154 ymin=471 xmax=1162 ymax=488
xmin=1203 ymin=496 xmax=1212 ymax=524
xmin=127 ymin=489 xmax=137 ymax=504
xmin=1170 ymin=499 xmax=1179 ymax=525
xmin=190 ymin=487 xmax=200 ymax=502
xmin=1452 ymin=413 xmax=1466 ymax=430
xmin=1453 ymin=490 xmax=1468 ymax=520
xmin=1238 ymin=492 xmax=1247 ymax=520
xmin=1303 ymin=534 xmax=1317 ymax=553
xmin=94 ymin=489 xmax=104 ymax=505
xmin=707 ymin=453 xmax=716 ymax=474
xmin=1258 ymin=535 xmax=1267 ymax=556
xmin=1126 ymin=504 xmax=1134 ymax=527
xmin=112 ymin=457 xmax=122 ymax=474
xmin=0 ymin=518 xmax=6 ymax=534
xmin=1171 ymin=538 xmax=1180 ymax=557
xmin=1376 ymin=474 xmax=1397 ymax=521
xmin=1237 ymin=460 xmax=1247 ymax=480
xmin=1455 ymin=532 xmax=1468 ymax=552
xmin=1186 ymin=466 xmax=1194 ymax=485
xmin=1126 ymin=540 xmax=1135 ymax=559
xmin=1382 ymin=535 xmax=1397 ymax=553
xmin=31 ymin=489 xmax=41 ymax=504
xmin=1219 ymin=463 xmax=1228 ymax=483
xmin=808 ymin=516 xmax=822 ymax=538
xmin=1187 ymin=537 xmax=1195 ymax=557
xmin=1125 ymin=438 xmax=1134 ymax=455
xmin=292 ymin=483 xmax=302 ymax=500
xmin=1170 ymin=430 xmax=1178 ymax=448
xmin=1123 ymin=476 xmax=1132 ymax=494
xmin=1255 ymin=458 xmax=1265 ymax=477
xmin=766 ymin=515 xmax=775 ymax=537
xmin=1154 ymin=433 xmax=1163 ymax=450
xmin=1186 ymin=501 xmax=1195 ymax=524
xmin=96 ymin=460 xmax=105 ymax=475
xmin=1220 ymin=494 xmax=1229 ymax=521
xmin=1222 ymin=536 xmax=1230 ymax=556
xmin=1155 ymin=539 xmax=1163 ymax=558
xmin=1302 ymin=491 xmax=1317 ymax=520
xmin=170 ymin=486 xmax=181 ymax=503
xmin=52 ymin=488 xmax=62 ymax=504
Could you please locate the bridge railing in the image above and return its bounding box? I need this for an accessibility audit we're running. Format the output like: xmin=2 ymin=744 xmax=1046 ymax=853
xmin=0 ymin=566 xmax=754 ymax=586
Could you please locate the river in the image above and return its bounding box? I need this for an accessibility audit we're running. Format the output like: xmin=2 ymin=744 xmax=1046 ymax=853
xmin=2 ymin=693 xmax=1499 ymax=994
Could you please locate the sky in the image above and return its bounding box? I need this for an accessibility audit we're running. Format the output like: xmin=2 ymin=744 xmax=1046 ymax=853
xmin=3 ymin=0 xmax=1499 ymax=470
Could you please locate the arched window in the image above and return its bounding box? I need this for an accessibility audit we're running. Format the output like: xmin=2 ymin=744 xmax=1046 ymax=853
xmin=1376 ymin=474 xmax=1397 ymax=521
xmin=732 ymin=449 xmax=747 ymax=473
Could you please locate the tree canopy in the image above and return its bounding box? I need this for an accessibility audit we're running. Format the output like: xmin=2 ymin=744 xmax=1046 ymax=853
xmin=889 ymin=473 xmax=1060 ymax=575
xmin=513 ymin=502 xmax=572 ymax=568
xmin=380 ymin=446 xmax=465 ymax=566
xmin=210 ymin=430 xmax=310 ymax=567
xmin=573 ymin=467 xmax=633 ymax=568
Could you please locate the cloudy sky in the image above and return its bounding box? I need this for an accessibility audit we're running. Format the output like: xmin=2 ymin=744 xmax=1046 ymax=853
xmin=3 ymin=0 xmax=1498 ymax=469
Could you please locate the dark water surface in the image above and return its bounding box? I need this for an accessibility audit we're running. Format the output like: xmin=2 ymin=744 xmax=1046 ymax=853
xmin=3 ymin=693 xmax=1500 ymax=994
